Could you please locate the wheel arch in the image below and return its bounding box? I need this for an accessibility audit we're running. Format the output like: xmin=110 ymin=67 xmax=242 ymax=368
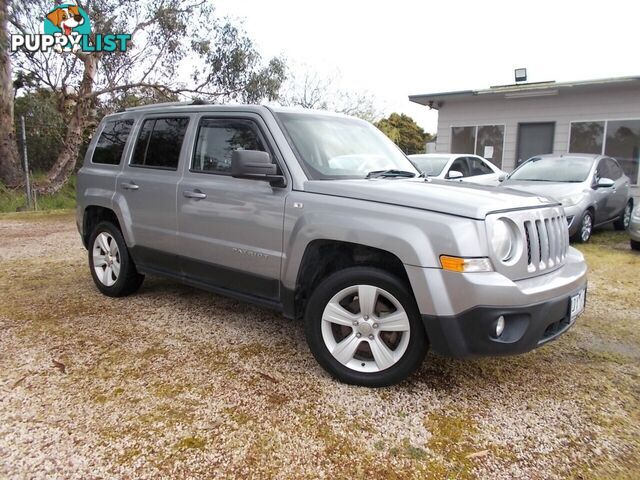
xmin=288 ymin=239 xmax=418 ymax=321
xmin=82 ymin=205 xmax=123 ymax=248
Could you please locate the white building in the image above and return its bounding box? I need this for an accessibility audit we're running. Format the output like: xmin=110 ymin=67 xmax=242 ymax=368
xmin=410 ymin=76 xmax=640 ymax=192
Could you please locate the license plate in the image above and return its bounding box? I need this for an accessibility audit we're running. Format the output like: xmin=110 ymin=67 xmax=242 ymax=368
xmin=570 ymin=289 xmax=586 ymax=321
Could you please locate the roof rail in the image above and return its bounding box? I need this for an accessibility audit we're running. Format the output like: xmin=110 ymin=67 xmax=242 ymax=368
xmin=125 ymin=99 xmax=210 ymax=112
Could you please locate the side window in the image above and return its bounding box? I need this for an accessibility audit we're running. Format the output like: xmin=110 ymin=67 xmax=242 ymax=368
xmin=467 ymin=157 xmax=493 ymax=176
xmin=92 ymin=120 xmax=133 ymax=165
xmin=191 ymin=118 xmax=268 ymax=174
xmin=131 ymin=117 xmax=190 ymax=170
xmin=606 ymin=158 xmax=623 ymax=180
xmin=448 ymin=157 xmax=470 ymax=178
xmin=595 ymin=159 xmax=611 ymax=181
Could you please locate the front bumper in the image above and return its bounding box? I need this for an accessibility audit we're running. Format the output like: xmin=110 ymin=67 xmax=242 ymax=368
xmin=405 ymin=247 xmax=588 ymax=357
xmin=421 ymin=285 xmax=585 ymax=357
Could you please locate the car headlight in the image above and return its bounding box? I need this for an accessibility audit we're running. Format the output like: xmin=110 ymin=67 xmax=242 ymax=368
xmin=559 ymin=193 xmax=584 ymax=208
xmin=491 ymin=218 xmax=520 ymax=263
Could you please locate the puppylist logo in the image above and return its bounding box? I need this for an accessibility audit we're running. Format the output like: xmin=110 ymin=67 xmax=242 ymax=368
xmin=11 ymin=1 xmax=130 ymax=53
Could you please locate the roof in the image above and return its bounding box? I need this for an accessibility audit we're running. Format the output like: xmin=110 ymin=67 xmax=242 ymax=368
xmin=409 ymin=75 xmax=640 ymax=109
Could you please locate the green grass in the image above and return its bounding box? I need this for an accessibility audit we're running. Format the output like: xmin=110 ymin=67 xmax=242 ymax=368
xmin=0 ymin=175 xmax=76 ymax=213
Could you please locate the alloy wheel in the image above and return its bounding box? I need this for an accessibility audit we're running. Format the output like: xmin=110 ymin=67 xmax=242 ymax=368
xmin=92 ymin=232 xmax=120 ymax=287
xmin=623 ymin=203 xmax=632 ymax=229
xmin=321 ymin=285 xmax=411 ymax=373
xmin=581 ymin=214 xmax=593 ymax=242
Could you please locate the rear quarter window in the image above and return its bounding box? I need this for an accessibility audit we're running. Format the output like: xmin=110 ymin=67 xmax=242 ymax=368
xmin=92 ymin=120 xmax=134 ymax=165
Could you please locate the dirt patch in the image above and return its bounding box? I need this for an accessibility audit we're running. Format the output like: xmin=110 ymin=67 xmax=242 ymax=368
xmin=0 ymin=214 xmax=638 ymax=478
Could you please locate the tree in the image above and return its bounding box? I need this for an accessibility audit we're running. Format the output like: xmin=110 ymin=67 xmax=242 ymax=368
xmin=280 ymin=67 xmax=381 ymax=122
xmin=375 ymin=113 xmax=433 ymax=155
xmin=2 ymin=0 xmax=286 ymax=192
xmin=0 ymin=0 xmax=22 ymax=186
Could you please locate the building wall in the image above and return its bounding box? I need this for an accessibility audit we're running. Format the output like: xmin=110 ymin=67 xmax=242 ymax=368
xmin=434 ymin=86 xmax=640 ymax=183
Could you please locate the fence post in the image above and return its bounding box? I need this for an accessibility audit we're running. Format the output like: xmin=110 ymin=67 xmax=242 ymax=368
xmin=20 ymin=115 xmax=32 ymax=209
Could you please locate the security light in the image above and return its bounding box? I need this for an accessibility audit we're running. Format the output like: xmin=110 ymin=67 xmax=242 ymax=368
xmin=515 ymin=68 xmax=527 ymax=82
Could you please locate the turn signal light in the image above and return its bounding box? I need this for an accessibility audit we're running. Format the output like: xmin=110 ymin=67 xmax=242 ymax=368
xmin=440 ymin=256 xmax=493 ymax=273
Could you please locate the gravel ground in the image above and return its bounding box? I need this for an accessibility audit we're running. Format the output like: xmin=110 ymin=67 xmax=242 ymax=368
xmin=1 ymin=210 xmax=638 ymax=479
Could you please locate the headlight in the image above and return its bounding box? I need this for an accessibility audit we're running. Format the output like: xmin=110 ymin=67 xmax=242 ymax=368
xmin=559 ymin=194 xmax=584 ymax=208
xmin=491 ymin=218 xmax=519 ymax=263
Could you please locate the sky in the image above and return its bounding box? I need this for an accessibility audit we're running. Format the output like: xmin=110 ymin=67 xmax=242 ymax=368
xmin=214 ymin=0 xmax=640 ymax=133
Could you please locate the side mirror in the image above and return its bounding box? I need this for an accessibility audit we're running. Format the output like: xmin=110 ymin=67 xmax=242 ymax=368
xmin=498 ymin=174 xmax=507 ymax=182
xmin=596 ymin=177 xmax=615 ymax=189
xmin=231 ymin=150 xmax=286 ymax=187
xmin=448 ymin=170 xmax=463 ymax=179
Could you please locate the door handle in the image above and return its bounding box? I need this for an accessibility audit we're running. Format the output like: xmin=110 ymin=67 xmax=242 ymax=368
xmin=183 ymin=189 xmax=207 ymax=200
xmin=121 ymin=182 xmax=139 ymax=191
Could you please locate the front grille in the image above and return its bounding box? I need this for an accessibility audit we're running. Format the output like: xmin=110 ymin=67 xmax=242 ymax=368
xmin=523 ymin=213 xmax=569 ymax=273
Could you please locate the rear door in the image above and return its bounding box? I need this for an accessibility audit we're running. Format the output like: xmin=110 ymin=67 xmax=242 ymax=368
xmin=116 ymin=115 xmax=191 ymax=272
xmin=176 ymin=113 xmax=288 ymax=301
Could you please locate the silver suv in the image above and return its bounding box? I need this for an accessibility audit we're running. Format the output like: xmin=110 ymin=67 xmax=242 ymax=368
xmin=76 ymin=103 xmax=588 ymax=386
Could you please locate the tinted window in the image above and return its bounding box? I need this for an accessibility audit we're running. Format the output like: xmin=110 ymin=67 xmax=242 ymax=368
xmin=599 ymin=158 xmax=622 ymax=180
xmin=192 ymin=119 xmax=267 ymax=174
xmin=92 ymin=120 xmax=133 ymax=165
xmin=131 ymin=117 xmax=189 ymax=170
xmin=509 ymin=157 xmax=595 ymax=182
xmin=467 ymin=157 xmax=493 ymax=175
xmin=448 ymin=157 xmax=469 ymax=178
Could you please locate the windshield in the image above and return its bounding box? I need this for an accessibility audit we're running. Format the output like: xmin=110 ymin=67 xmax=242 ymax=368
xmin=509 ymin=157 xmax=594 ymax=182
xmin=275 ymin=112 xmax=419 ymax=180
xmin=409 ymin=156 xmax=449 ymax=176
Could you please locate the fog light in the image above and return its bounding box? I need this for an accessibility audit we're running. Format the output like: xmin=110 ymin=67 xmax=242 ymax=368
xmin=495 ymin=316 xmax=505 ymax=337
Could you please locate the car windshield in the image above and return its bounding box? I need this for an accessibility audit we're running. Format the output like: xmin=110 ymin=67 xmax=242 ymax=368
xmin=409 ymin=156 xmax=449 ymax=176
xmin=509 ymin=157 xmax=594 ymax=182
xmin=275 ymin=112 xmax=419 ymax=180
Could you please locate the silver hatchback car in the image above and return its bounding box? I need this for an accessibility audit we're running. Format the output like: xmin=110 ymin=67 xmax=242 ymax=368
xmin=502 ymin=154 xmax=633 ymax=243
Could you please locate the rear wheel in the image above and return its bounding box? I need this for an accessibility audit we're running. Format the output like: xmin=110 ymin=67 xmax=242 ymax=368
xmin=304 ymin=267 xmax=427 ymax=387
xmin=88 ymin=221 xmax=144 ymax=297
xmin=571 ymin=211 xmax=593 ymax=243
xmin=614 ymin=200 xmax=633 ymax=230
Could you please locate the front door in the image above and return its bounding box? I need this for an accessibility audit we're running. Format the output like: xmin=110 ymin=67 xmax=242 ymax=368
xmin=517 ymin=123 xmax=555 ymax=165
xmin=176 ymin=113 xmax=288 ymax=301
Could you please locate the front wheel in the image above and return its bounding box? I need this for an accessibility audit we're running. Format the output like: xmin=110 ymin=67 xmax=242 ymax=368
xmin=88 ymin=221 xmax=144 ymax=297
xmin=571 ymin=211 xmax=593 ymax=243
xmin=614 ymin=200 xmax=633 ymax=230
xmin=304 ymin=267 xmax=427 ymax=387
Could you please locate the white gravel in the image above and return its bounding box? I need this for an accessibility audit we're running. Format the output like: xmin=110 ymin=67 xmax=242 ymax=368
xmin=0 ymin=212 xmax=638 ymax=479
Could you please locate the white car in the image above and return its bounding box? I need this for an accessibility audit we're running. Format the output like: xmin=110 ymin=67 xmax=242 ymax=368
xmin=408 ymin=153 xmax=506 ymax=186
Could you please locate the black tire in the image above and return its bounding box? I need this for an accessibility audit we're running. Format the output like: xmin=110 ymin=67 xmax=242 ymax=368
xmin=88 ymin=221 xmax=144 ymax=297
xmin=571 ymin=210 xmax=593 ymax=243
xmin=614 ymin=200 xmax=633 ymax=231
xmin=631 ymin=240 xmax=640 ymax=251
xmin=304 ymin=267 xmax=427 ymax=387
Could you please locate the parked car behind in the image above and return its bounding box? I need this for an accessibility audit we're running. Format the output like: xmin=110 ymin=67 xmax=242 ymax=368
xmin=408 ymin=153 xmax=505 ymax=185
xmin=502 ymin=154 xmax=633 ymax=243
xmin=630 ymin=205 xmax=640 ymax=251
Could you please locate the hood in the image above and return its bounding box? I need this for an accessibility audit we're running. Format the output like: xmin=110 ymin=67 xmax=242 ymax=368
xmin=303 ymin=178 xmax=558 ymax=219
xmin=501 ymin=180 xmax=587 ymax=200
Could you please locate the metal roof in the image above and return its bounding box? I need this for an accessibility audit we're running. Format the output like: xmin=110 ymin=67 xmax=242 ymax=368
xmin=409 ymin=75 xmax=640 ymax=109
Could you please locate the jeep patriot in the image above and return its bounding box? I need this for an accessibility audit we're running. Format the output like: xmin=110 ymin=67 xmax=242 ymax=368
xmin=76 ymin=103 xmax=587 ymax=386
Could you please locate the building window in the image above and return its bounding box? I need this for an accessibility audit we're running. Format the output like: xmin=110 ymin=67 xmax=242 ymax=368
xmin=569 ymin=119 xmax=640 ymax=184
xmin=569 ymin=121 xmax=604 ymax=154
xmin=605 ymin=120 xmax=640 ymax=185
xmin=451 ymin=126 xmax=476 ymax=155
xmin=450 ymin=125 xmax=504 ymax=167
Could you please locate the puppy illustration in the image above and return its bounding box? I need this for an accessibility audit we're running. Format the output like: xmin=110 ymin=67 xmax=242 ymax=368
xmin=46 ymin=3 xmax=85 ymax=52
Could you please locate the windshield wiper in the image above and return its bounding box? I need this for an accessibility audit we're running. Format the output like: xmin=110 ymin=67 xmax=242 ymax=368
xmin=366 ymin=169 xmax=417 ymax=179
